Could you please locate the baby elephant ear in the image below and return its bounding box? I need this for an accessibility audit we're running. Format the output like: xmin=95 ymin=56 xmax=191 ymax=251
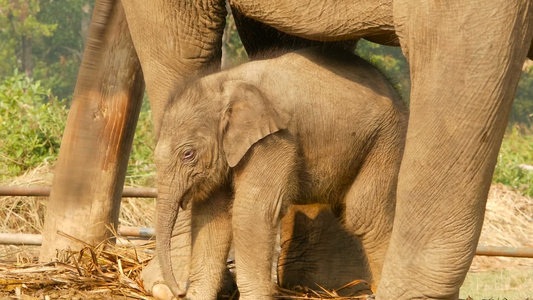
xmin=221 ymin=80 xmax=288 ymax=167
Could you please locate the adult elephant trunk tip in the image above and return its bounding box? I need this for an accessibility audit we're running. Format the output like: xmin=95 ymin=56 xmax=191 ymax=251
xmin=156 ymin=197 xmax=186 ymax=298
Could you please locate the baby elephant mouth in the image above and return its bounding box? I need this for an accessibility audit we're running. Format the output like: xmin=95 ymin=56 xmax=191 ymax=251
xmin=178 ymin=189 xmax=194 ymax=210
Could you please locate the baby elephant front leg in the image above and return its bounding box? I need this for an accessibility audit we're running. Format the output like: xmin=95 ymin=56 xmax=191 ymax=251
xmin=186 ymin=189 xmax=233 ymax=300
xmin=232 ymin=133 xmax=297 ymax=300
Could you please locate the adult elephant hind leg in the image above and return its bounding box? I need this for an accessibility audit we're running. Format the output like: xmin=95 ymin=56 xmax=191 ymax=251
xmin=121 ymin=1 xmax=226 ymax=298
xmin=378 ymin=1 xmax=533 ymax=299
xmin=343 ymin=127 xmax=405 ymax=290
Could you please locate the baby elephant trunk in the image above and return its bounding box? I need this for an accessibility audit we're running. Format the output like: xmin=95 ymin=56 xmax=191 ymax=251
xmin=156 ymin=189 xmax=187 ymax=298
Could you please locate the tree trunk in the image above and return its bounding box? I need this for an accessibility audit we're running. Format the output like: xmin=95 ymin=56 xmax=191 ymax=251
xmin=39 ymin=0 xmax=144 ymax=262
xmin=21 ymin=35 xmax=32 ymax=77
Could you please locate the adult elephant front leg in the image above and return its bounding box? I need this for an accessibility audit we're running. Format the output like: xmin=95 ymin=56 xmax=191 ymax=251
xmin=378 ymin=1 xmax=533 ymax=299
xmin=119 ymin=1 xmax=227 ymax=298
xmin=121 ymin=0 xmax=226 ymax=133
xmin=40 ymin=0 xmax=144 ymax=262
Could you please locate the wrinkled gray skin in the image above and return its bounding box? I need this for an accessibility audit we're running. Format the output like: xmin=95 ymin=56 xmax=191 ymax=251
xmin=155 ymin=48 xmax=407 ymax=300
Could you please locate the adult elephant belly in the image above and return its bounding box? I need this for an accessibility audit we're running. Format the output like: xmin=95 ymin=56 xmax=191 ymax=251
xmin=229 ymin=0 xmax=397 ymax=43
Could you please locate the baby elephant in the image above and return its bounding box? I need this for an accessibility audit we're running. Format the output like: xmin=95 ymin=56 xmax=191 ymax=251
xmin=155 ymin=48 xmax=407 ymax=300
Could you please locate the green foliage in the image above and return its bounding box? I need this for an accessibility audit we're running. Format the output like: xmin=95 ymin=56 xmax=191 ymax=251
xmin=0 ymin=0 xmax=57 ymax=75
xmin=355 ymin=39 xmax=411 ymax=102
xmin=222 ymin=13 xmax=249 ymax=68
xmin=0 ymin=73 xmax=157 ymax=186
xmin=512 ymin=66 xmax=533 ymax=126
xmin=0 ymin=0 xmax=57 ymax=64
xmin=33 ymin=0 xmax=94 ymax=100
xmin=125 ymin=96 xmax=156 ymax=187
xmin=493 ymin=125 xmax=533 ymax=197
xmin=0 ymin=71 xmax=68 ymax=179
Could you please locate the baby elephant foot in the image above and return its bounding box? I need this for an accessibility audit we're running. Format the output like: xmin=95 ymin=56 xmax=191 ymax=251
xmin=151 ymin=283 xmax=176 ymax=300
xmin=141 ymin=259 xmax=187 ymax=300
xmin=183 ymin=268 xmax=237 ymax=300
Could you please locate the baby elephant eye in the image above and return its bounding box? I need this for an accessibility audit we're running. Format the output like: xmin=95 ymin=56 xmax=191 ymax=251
xmin=182 ymin=149 xmax=196 ymax=162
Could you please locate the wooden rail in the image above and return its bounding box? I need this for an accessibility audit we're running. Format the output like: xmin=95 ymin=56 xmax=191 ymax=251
xmin=2 ymin=185 xmax=532 ymax=259
xmin=0 ymin=186 xmax=157 ymax=198
xmin=1 ymin=230 xmax=532 ymax=259
xmin=0 ymin=226 xmax=154 ymax=245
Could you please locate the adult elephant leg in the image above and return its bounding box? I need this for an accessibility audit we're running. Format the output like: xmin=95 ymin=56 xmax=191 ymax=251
xmin=121 ymin=0 xmax=226 ymax=133
xmin=120 ymin=1 xmax=227 ymax=298
xmin=527 ymin=41 xmax=533 ymax=59
xmin=378 ymin=1 xmax=533 ymax=299
xmin=40 ymin=0 xmax=144 ymax=262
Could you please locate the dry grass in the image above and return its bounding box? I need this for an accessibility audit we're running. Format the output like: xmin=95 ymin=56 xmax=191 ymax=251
xmin=1 ymin=165 xmax=532 ymax=299
xmin=0 ymin=236 xmax=155 ymax=299
xmin=460 ymin=184 xmax=533 ymax=300
xmin=469 ymin=183 xmax=533 ymax=272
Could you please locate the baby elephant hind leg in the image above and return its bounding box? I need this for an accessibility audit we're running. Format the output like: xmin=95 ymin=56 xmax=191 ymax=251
xmin=343 ymin=134 xmax=404 ymax=289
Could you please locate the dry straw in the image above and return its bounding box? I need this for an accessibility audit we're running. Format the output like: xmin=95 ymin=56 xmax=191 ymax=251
xmin=0 ymin=233 xmax=155 ymax=299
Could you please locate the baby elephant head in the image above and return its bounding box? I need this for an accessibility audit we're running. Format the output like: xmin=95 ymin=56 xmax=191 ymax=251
xmin=154 ymin=79 xmax=289 ymax=298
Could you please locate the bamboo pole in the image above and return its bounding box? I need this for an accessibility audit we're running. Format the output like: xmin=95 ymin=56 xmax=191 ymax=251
xmin=0 ymin=186 xmax=157 ymax=198
xmin=0 ymin=226 xmax=154 ymax=245
xmin=475 ymin=245 xmax=533 ymax=258
xmin=1 ymin=229 xmax=532 ymax=259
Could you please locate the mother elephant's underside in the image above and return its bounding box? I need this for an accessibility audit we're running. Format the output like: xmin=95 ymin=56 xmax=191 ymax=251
xmin=39 ymin=0 xmax=533 ymax=299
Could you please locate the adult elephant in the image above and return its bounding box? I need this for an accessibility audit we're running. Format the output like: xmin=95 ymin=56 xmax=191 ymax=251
xmin=43 ymin=0 xmax=533 ymax=299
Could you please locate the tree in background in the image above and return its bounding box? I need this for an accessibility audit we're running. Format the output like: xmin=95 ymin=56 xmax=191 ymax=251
xmin=0 ymin=0 xmax=93 ymax=101
xmin=221 ymin=10 xmax=248 ymax=69
xmin=0 ymin=0 xmax=57 ymax=77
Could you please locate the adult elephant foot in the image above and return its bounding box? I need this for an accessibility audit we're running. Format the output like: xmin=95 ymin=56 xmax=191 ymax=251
xmin=278 ymin=204 xmax=374 ymax=296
